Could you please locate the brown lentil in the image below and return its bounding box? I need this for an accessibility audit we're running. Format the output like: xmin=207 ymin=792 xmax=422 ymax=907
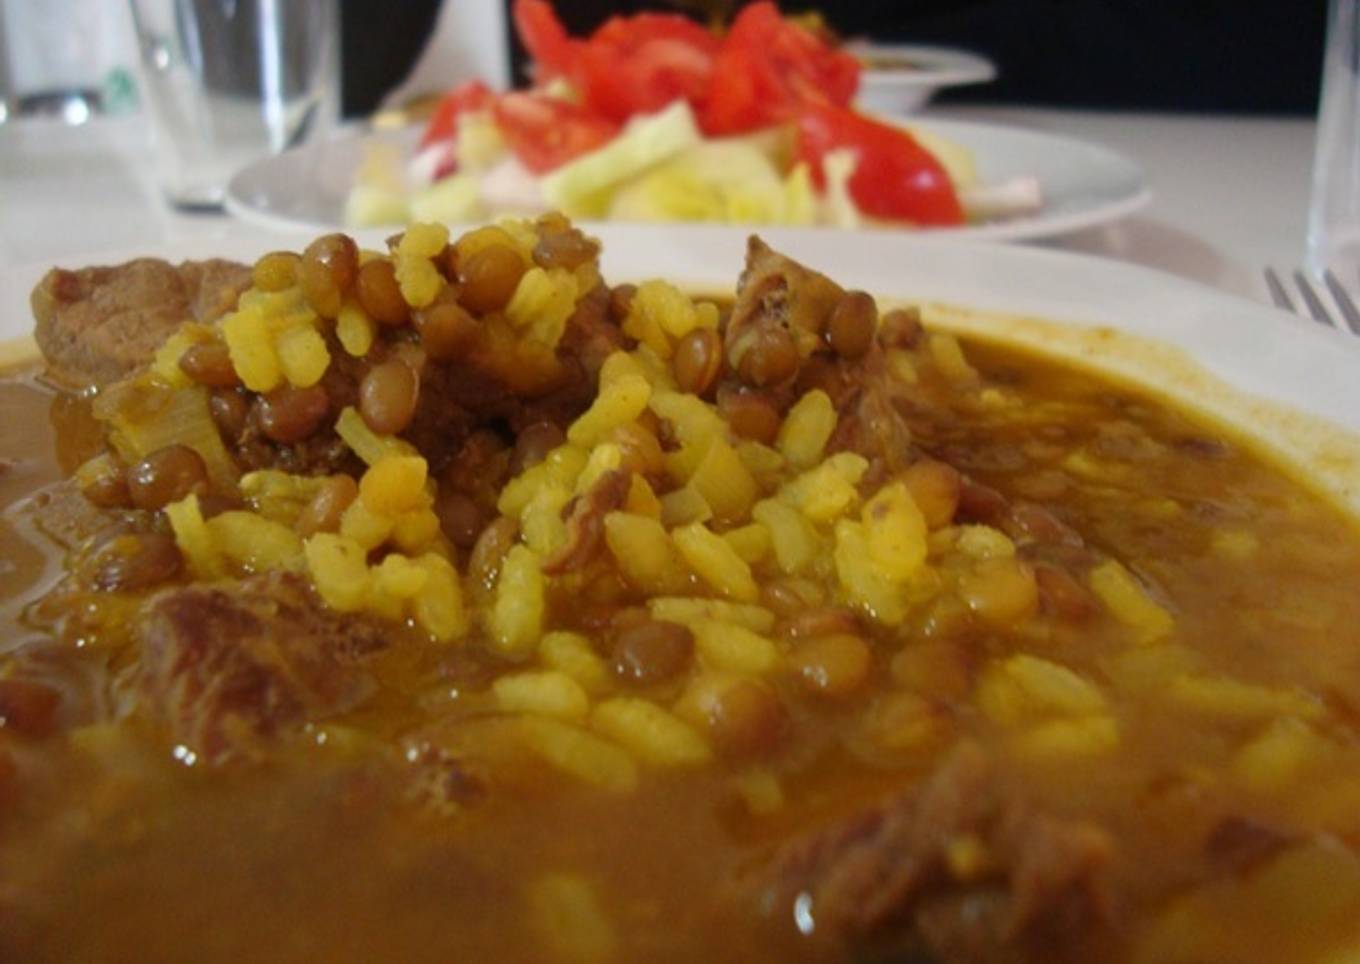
xmin=890 ymin=639 xmax=973 ymax=701
xmin=81 ymin=459 xmax=130 ymax=509
xmin=209 ymin=389 xmax=249 ymax=439
xmin=778 ymin=606 xmax=860 ymax=641
xmin=612 ymin=619 xmax=694 ymax=685
xmin=672 ymin=328 xmax=724 ymax=397
xmin=358 ymin=360 xmax=420 ymax=436
xmin=296 ymin=475 xmax=360 ymax=537
xmin=511 ymin=422 xmax=566 ymax=476
xmin=434 ymin=489 xmax=486 ymax=549
xmin=959 ymin=558 xmax=1039 ymax=626
xmin=737 ymin=325 xmax=799 ymax=387
xmin=457 ymin=245 xmax=525 ymax=315
xmin=178 ymin=341 xmax=240 ymax=389
xmin=532 ymin=228 xmax=599 ymax=271
xmin=1034 ymin=562 xmax=1098 ymax=620
xmin=706 ymin=678 xmax=785 ymax=758
xmin=298 ymin=234 xmax=359 ymax=318
xmin=414 ymin=294 xmax=478 ymax=362
xmin=126 ymin=445 xmax=209 ymax=511
xmin=900 ymin=459 xmax=962 ymax=529
xmin=83 ymin=531 xmax=183 ymax=592
xmin=608 ymin=283 xmax=636 ymax=322
xmin=827 ymin=290 xmax=877 ymax=359
xmin=256 ymin=384 xmax=330 ymax=444
xmin=467 ymin=517 xmax=518 ymax=591
xmin=790 ymin=634 xmax=873 ymax=698
xmin=356 ymin=259 xmax=411 ymax=327
xmin=717 ymin=388 xmax=782 ymax=445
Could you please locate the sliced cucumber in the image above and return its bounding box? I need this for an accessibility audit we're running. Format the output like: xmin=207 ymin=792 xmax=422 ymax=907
xmin=541 ymin=100 xmax=702 ymax=217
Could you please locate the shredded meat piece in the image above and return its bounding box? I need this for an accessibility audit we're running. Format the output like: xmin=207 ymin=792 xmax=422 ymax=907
xmin=731 ymin=237 xmax=920 ymax=474
xmin=727 ymin=236 xmax=846 ymax=364
xmin=742 ymin=743 xmax=1115 ymax=963
xmin=542 ymin=469 xmax=629 ymax=575
xmin=139 ymin=573 xmax=386 ymax=762
xmin=31 ymin=258 xmax=251 ymax=389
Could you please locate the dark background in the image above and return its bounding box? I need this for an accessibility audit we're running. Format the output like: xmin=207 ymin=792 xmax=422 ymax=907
xmin=341 ymin=0 xmax=1327 ymax=118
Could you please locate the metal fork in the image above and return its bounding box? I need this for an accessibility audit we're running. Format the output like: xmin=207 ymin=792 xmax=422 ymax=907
xmin=1264 ymin=267 xmax=1360 ymax=334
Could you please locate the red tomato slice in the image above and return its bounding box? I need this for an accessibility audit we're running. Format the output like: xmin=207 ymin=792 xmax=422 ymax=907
xmin=575 ymin=13 xmax=718 ymax=122
xmin=512 ymin=0 xmax=581 ymax=79
xmin=590 ymin=12 xmax=717 ymax=52
xmin=795 ymin=103 xmax=963 ymax=226
xmin=697 ymin=1 xmax=860 ymax=136
xmin=419 ymin=80 xmax=494 ymax=150
xmin=493 ymin=92 xmax=619 ymax=174
xmin=578 ymin=34 xmax=716 ymax=122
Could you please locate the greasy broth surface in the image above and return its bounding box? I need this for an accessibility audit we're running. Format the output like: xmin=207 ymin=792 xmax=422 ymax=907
xmin=3 ymin=339 xmax=1360 ymax=964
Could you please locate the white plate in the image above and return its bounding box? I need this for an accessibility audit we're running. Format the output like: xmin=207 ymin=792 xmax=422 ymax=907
xmin=6 ymin=226 xmax=1358 ymax=515
xmin=846 ymin=42 xmax=997 ymax=114
xmin=224 ymin=119 xmax=1150 ymax=243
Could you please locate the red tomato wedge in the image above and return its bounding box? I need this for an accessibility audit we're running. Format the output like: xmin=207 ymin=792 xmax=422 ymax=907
xmin=795 ymin=103 xmax=964 ymax=226
xmin=512 ymin=0 xmax=580 ymax=79
xmin=513 ymin=1 xmax=719 ymax=124
xmin=419 ymin=80 xmax=494 ymax=150
xmin=493 ymin=92 xmax=619 ymax=174
xmin=576 ymin=14 xmax=719 ymax=123
xmin=698 ymin=2 xmax=860 ymax=136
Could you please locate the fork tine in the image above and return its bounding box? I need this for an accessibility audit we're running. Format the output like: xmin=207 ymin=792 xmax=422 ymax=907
xmin=1292 ymin=271 xmax=1339 ymax=328
xmin=1322 ymin=269 xmax=1360 ymax=334
xmin=1264 ymin=268 xmax=1294 ymax=312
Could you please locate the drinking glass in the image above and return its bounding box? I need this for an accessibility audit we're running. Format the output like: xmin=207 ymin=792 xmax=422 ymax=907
xmin=1308 ymin=0 xmax=1360 ymax=279
xmin=128 ymin=0 xmax=340 ymax=209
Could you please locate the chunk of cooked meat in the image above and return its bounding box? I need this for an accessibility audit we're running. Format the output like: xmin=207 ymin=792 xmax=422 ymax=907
xmin=31 ymin=258 xmax=251 ymax=389
xmin=727 ymin=236 xmax=846 ymax=367
xmin=139 ymin=572 xmax=386 ymax=763
xmin=741 ymin=743 xmax=1115 ymax=963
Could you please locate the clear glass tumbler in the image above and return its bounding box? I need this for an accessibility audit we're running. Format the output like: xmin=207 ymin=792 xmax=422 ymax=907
xmin=128 ymin=0 xmax=340 ymax=209
xmin=1309 ymin=0 xmax=1360 ymax=279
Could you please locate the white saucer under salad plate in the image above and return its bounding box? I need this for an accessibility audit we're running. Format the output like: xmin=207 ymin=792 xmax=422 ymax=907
xmin=223 ymin=117 xmax=1149 ymax=243
xmin=844 ymin=42 xmax=998 ymax=115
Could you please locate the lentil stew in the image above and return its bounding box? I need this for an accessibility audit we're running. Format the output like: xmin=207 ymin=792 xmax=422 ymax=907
xmin=2 ymin=218 xmax=1359 ymax=963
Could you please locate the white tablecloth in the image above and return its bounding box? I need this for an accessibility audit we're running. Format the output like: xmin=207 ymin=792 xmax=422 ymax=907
xmin=0 ymin=106 xmax=1317 ymax=306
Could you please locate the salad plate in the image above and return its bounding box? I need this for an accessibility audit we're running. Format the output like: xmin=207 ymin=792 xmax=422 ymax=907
xmin=223 ymin=118 xmax=1150 ymax=243
xmin=848 ymin=42 xmax=998 ymax=114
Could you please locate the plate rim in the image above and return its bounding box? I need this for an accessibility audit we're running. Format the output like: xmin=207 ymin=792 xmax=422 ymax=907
xmin=224 ymin=117 xmax=1151 ymax=242
xmin=847 ymin=41 xmax=998 ymax=88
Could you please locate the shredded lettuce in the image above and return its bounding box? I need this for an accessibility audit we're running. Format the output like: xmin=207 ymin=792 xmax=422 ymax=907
xmin=344 ymin=187 xmax=410 ymax=227
xmin=781 ymin=163 xmax=817 ymax=226
xmin=455 ymin=110 xmax=507 ymax=173
xmin=608 ymin=137 xmax=792 ymax=225
xmin=410 ymin=173 xmax=484 ymax=224
xmin=820 ymin=148 xmax=863 ymax=228
xmin=345 ymin=141 xmax=411 ymax=227
xmin=541 ymin=101 xmax=702 ymax=217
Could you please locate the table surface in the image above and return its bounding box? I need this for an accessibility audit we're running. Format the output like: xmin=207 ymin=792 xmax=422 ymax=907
xmin=0 ymin=104 xmax=1317 ymax=307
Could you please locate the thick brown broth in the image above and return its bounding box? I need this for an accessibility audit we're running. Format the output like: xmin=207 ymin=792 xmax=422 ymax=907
xmin=3 ymin=326 xmax=1360 ymax=964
